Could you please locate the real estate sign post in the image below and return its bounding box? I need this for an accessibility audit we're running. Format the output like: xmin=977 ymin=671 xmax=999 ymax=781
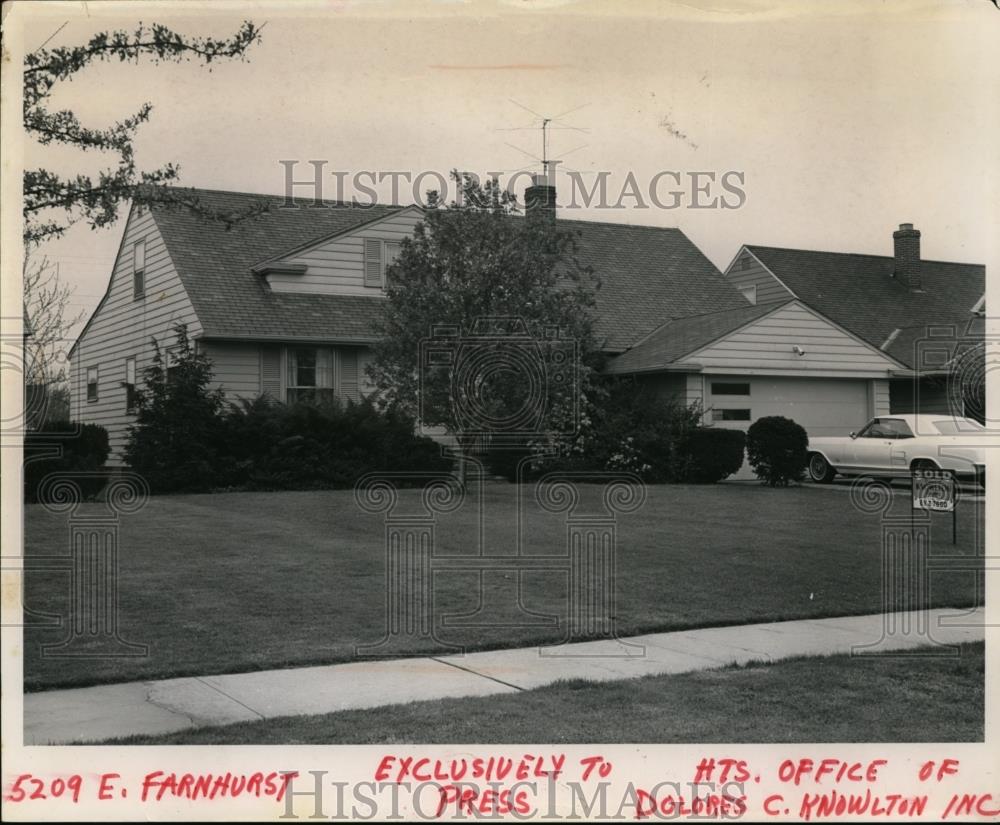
xmin=912 ymin=468 xmax=958 ymax=545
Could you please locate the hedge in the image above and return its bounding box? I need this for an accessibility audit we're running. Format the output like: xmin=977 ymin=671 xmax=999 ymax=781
xmin=24 ymin=422 xmax=110 ymax=503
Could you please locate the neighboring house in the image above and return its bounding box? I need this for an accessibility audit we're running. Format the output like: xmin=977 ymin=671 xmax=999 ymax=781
xmin=606 ymin=223 xmax=986 ymax=442
xmin=68 ymin=182 xmax=748 ymax=463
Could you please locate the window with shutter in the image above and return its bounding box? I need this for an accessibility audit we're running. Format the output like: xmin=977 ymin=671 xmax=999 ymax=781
xmin=364 ymin=238 xmax=383 ymax=287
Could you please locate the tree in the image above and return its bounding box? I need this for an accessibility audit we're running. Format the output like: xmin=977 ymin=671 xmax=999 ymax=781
xmin=124 ymin=325 xmax=224 ymax=492
xmin=368 ymin=173 xmax=601 ymax=478
xmin=24 ymin=20 xmax=269 ymax=246
xmin=23 ymin=255 xmax=83 ymax=386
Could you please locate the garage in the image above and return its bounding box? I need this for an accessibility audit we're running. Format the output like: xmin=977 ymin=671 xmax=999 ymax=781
xmin=705 ymin=375 xmax=874 ymax=479
xmin=706 ymin=375 xmax=872 ymax=439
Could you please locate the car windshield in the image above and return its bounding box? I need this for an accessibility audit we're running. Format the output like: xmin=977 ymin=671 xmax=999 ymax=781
xmin=933 ymin=418 xmax=986 ymax=434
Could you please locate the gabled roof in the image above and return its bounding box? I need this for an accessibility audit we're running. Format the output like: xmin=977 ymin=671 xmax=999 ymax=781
xmin=147 ymin=187 xmax=747 ymax=349
xmin=151 ymin=189 xmax=403 ymax=341
xmin=743 ymin=245 xmax=985 ymax=368
xmin=605 ymin=300 xmax=792 ymax=374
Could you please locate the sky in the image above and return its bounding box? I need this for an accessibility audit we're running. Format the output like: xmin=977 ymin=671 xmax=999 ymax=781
xmin=11 ymin=0 xmax=1000 ymax=341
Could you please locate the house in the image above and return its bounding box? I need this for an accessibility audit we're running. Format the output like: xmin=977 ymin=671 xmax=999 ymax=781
xmin=68 ymin=181 xmax=748 ymax=463
xmin=606 ymin=223 xmax=985 ymax=441
xmin=70 ymin=181 xmax=985 ymax=465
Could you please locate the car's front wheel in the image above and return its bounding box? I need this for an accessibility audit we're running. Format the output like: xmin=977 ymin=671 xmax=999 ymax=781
xmin=808 ymin=452 xmax=837 ymax=483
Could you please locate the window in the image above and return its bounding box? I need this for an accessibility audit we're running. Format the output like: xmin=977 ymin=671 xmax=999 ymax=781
xmin=384 ymin=241 xmax=402 ymax=286
xmin=741 ymin=255 xmax=751 ymax=271
xmin=86 ymin=366 xmax=99 ymax=402
xmin=364 ymin=238 xmax=402 ymax=288
xmin=287 ymin=347 xmax=336 ymax=405
xmin=740 ymin=285 xmax=757 ymax=305
xmin=165 ymin=348 xmax=180 ymax=384
xmin=125 ymin=357 xmax=137 ymax=412
xmin=712 ymin=382 xmax=750 ymax=396
xmin=861 ymin=418 xmax=914 ymax=439
xmin=133 ymin=239 xmax=146 ymax=300
xmin=712 ymin=409 xmax=751 ymax=421
xmin=933 ymin=418 xmax=985 ymax=435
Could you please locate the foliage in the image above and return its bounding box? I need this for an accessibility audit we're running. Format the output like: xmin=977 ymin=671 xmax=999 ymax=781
xmin=124 ymin=325 xmax=225 ymax=493
xmin=368 ymin=173 xmax=601 ymax=457
xmin=215 ymin=397 xmax=452 ymax=491
xmin=514 ymin=378 xmax=707 ymax=482
xmin=680 ymin=428 xmax=746 ymax=483
xmin=746 ymin=415 xmax=809 ymax=486
xmin=24 ymin=421 xmax=110 ymax=503
xmin=24 ymin=20 xmax=267 ymax=245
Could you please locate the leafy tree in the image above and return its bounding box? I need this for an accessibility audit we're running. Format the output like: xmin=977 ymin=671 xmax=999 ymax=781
xmin=124 ymin=325 xmax=224 ymax=492
xmin=368 ymin=173 xmax=601 ymax=477
xmin=24 ymin=20 xmax=268 ymax=246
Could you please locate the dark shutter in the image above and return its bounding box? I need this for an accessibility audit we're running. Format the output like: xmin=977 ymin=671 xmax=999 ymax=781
xmin=363 ymin=238 xmax=383 ymax=287
xmin=339 ymin=349 xmax=359 ymax=402
xmin=261 ymin=346 xmax=281 ymax=398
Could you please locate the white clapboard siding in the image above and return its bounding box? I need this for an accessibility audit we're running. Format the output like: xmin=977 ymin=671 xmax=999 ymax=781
xmin=70 ymin=206 xmax=202 ymax=464
xmin=266 ymin=208 xmax=423 ymax=295
xmin=200 ymin=342 xmax=262 ymax=402
xmin=724 ymin=249 xmax=794 ymax=304
xmin=686 ymin=303 xmax=899 ymax=375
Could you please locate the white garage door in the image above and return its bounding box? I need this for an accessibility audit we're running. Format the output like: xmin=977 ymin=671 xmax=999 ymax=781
xmin=707 ymin=376 xmax=871 ymax=477
xmin=709 ymin=376 xmax=870 ymax=437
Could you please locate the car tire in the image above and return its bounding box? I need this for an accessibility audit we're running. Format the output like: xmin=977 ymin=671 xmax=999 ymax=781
xmin=911 ymin=459 xmax=939 ymax=474
xmin=808 ymin=453 xmax=836 ymax=483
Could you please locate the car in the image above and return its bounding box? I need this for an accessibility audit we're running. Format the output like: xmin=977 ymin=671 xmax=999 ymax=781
xmin=806 ymin=414 xmax=986 ymax=486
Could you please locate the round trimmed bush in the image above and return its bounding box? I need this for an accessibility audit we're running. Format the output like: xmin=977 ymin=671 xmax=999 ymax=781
xmin=680 ymin=428 xmax=746 ymax=483
xmin=746 ymin=415 xmax=808 ymax=487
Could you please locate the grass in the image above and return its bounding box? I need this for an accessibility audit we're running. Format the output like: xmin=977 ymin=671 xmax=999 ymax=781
xmin=23 ymin=483 xmax=984 ymax=691
xmin=104 ymin=642 xmax=985 ymax=744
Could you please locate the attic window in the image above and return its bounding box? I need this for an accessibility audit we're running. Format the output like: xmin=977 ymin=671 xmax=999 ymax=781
xmin=364 ymin=239 xmax=401 ymax=288
xmin=741 ymin=255 xmax=751 ymax=271
xmin=133 ymin=239 xmax=146 ymax=300
xmin=86 ymin=366 xmax=99 ymax=402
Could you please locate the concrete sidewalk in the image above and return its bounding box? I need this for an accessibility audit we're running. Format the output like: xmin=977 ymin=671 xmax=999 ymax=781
xmin=23 ymin=607 xmax=985 ymax=744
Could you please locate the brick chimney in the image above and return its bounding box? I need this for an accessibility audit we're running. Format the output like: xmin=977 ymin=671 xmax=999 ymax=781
xmin=892 ymin=223 xmax=921 ymax=290
xmin=525 ymin=173 xmax=556 ymax=222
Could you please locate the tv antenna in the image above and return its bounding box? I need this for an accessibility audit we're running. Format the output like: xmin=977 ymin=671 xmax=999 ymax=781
xmin=495 ymin=100 xmax=591 ymax=178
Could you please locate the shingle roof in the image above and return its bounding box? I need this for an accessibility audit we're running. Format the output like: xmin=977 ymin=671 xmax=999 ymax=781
xmin=746 ymin=245 xmax=984 ymax=368
xmin=152 ymin=189 xmax=402 ymax=342
xmin=558 ymin=219 xmax=749 ymax=351
xmin=150 ymin=188 xmax=747 ymax=349
xmin=605 ymin=300 xmax=791 ymax=374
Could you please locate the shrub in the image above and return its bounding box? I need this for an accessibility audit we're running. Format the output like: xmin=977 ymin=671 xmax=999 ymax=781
xmin=526 ymin=377 xmax=703 ymax=482
xmin=24 ymin=421 xmax=110 ymax=503
xmin=124 ymin=325 xmax=224 ymax=493
xmin=746 ymin=415 xmax=808 ymax=486
xmin=216 ymin=396 xmax=452 ymax=491
xmin=679 ymin=428 xmax=746 ymax=483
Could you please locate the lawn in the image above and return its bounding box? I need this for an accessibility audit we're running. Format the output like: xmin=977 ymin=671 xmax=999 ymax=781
xmin=104 ymin=642 xmax=985 ymax=744
xmin=23 ymin=483 xmax=984 ymax=691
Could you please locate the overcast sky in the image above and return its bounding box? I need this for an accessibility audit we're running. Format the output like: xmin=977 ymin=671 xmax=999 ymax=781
xmin=15 ymin=0 xmax=999 ymax=340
